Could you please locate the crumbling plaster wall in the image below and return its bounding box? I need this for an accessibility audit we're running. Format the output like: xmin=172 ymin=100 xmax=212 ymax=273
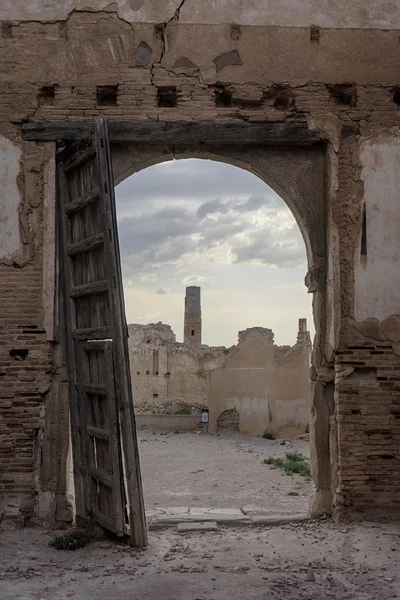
xmin=354 ymin=135 xmax=400 ymax=322
xmin=128 ymin=323 xmax=226 ymax=411
xmin=1 ymin=1 xmax=399 ymax=29
xmin=0 ymin=136 xmax=22 ymax=261
xmin=208 ymin=328 xmax=311 ymax=437
xmin=0 ymin=0 xmax=400 ymax=522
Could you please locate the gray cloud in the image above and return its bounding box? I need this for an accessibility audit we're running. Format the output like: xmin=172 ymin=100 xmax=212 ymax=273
xmin=116 ymin=159 xmax=272 ymax=214
xmin=232 ymin=226 xmax=305 ymax=268
xmin=197 ymin=194 xmax=275 ymax=220
xmin=197 ymin=198 xmax=229 ymax=220
xmin=116 ymin=159 xmax=306 ymax=275
xmin=155 ymin=288 xmax=168 ymax=295
xmin=198 ymin=214 xmax=248 ymax=249
xmin=118 ymin=204 xmax=197 ymax=270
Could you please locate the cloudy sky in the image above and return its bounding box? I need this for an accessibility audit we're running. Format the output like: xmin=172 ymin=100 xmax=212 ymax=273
xmin=115 ymin=159 xmax=313 ymax=347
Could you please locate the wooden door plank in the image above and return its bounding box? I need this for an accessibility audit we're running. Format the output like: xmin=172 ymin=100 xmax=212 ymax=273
xmin=62 ymin=145 xmax=96 ymax=174
xmin=71 ymin=326 xmax=112 ymax=340
xmin=94 ymin=510 xmax=118 ymax=532
xmin=57 ymin=167 xmax=90 ymax=522
xmin=86 ymin=425 xmax=110 ymax=440
xmin=95 ymin=117 xmax=147 ymax=546
xmin=65 ymin=188 xmax=100 ymax=215
xmin=80 ymin=340 xmax=111 ymax=351
xmin=70 ymin=279 xmax=109 ymax=299
xmin=89 ymin=467 xmax=113 ymax=488
xmin=82 ymin=383 xmax=107 ymax=395
xmin=67 ymin=233 xmax=104 ymax=257
xmin=104 ymin=342 xmax=125 ymax=536
xmin=77 ymin=343 xmax=95 ymax=515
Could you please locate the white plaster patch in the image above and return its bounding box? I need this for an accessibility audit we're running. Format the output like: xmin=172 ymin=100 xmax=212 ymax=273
xmin=0 ymin=135 xmax=22 ymax=261
xmin=1 ymin=0 xmax=400 ymax=28
xmin=354 ymin=134 xmax=400 ymax=322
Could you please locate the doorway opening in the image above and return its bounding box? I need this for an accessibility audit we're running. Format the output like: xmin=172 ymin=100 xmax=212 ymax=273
xmin=114 ymin=156 xmax=314 ymax=521
xmin=47 ymin=118 xmax=329 ymax=546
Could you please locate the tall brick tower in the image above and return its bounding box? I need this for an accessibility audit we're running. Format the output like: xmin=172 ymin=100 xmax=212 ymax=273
xmin=184 ymin=286 xmax=202 ymax=346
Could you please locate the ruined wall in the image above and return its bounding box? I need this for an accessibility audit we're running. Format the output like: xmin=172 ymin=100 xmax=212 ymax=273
xmin=129 ymin=322 xmax=310 ymax=436
xmin=0 ymin=0 xmax=400 ymax=521
xmin=208 ymin=326 xmax=311 ymax=437
xmin=274 ymin=330 xmax=311 ymax=437
xmin=128 ymin=323 xmax=226 ymax=412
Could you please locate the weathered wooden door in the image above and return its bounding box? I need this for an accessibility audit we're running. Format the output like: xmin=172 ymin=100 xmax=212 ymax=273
xmin=57 ymin=117 xmax=147 ymax=546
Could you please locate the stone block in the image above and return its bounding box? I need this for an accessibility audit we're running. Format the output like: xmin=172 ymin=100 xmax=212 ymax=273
xmin=177 ymin=521 xmax=218 ymax=534
xmin=0 ymin=503 xmax=23 ymax=531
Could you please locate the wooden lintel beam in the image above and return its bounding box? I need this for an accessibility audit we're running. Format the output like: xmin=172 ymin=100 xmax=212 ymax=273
xmin=22 ymin=121 xmax=323 ymax=146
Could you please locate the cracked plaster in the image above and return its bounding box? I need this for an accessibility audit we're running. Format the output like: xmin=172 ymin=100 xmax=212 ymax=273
xmin=354 ymin=133 xmax=400 ymax=322
xmin=1 ymin=0 xmax=400 ymax=28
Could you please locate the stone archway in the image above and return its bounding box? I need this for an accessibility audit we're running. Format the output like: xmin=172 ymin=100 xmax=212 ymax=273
xmin=110 ymin=140 xmax=334 ymax=517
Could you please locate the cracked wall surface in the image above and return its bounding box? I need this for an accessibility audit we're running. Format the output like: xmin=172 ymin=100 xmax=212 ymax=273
xmin=128 ymin=322 xmax=227 ymax=414
xmin=208 ymin=325 xmax=311 ymax=437
xmin=128 ymin=321 xmax=311 ymax=439
xmin=1 ymin=1 xmax=400 ymax=28
xmin=0 ymin=3 xmax=400 ymax=522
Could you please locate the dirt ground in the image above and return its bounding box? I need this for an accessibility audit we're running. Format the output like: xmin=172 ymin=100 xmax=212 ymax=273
xmin=2 ymin=431 xmax=399 ymax=599
xmin=138 ymin=430 xmax=312 ymax=515
xmin=1 ymin=520 xmax=400 ymax=600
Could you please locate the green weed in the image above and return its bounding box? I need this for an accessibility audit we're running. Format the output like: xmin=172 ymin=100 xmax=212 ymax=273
xmin=263 ymin=452 xmax=311 ymax=479
xmin=50 ymin=531 xmax=93 ymax=551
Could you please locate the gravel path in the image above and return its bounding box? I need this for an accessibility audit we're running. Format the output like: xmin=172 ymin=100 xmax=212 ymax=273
xmin=138 ymin=430 xmax=312 ymax=515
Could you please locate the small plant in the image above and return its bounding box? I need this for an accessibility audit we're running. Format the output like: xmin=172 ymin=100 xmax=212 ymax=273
xmin=287 ymin=491 xmax=299 ymax=497
xmin=285 ymin=452 xmax=305 ymax=462
xmin=50 ymin=530 xmax=93 ymax=551
xmin=263 ymin=432 xmax=276 ymax=440
xmin=263 ymin=452 xmax=311 ymax=480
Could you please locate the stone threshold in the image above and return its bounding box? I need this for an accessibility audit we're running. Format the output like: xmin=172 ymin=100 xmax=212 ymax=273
xmin=146 ymin=507 xmax=309 ymax=530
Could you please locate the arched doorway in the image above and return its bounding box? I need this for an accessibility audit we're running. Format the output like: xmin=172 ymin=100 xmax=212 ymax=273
xmin=113 ymin=152 xmax=326 ymax=521
xmin=53 ymin=119 xmax=335 ymax=545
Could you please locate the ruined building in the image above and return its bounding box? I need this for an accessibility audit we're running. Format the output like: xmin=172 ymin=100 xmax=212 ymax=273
xmin=1 ymin=0 xmax=400 ymax=541
xmin=129 ymin=287 xmax=311 ymax=437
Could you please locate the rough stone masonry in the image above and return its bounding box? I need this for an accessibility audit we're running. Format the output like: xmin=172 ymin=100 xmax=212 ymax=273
xmin=1 ymin=0 xmax=400 ymax=527
xmin=128 ymin=288 xmax=311 ymax=437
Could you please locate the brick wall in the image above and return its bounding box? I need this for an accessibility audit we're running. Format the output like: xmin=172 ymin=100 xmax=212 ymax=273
xmin=0 ymin=263 xmax=50 ymax=516
xmin=335 ymin=322 xmax=400 ymax=517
